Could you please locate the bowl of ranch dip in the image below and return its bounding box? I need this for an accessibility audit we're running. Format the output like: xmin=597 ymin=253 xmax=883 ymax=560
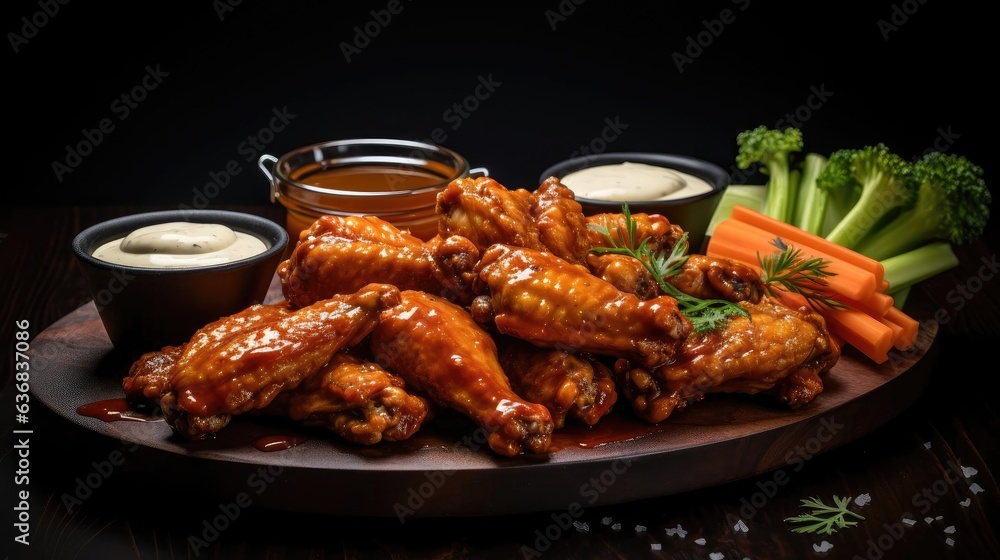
xmin=540 ymin=153 xmax=729 ymax=252
xmin=72 ymin=209 xmax=288 ymax=353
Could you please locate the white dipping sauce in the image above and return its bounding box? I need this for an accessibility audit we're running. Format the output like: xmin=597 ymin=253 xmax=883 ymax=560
xmin=92 ymin=222 xmax=268 ymax=268
xmin=560 ymin=161 xmax=715 ymax=202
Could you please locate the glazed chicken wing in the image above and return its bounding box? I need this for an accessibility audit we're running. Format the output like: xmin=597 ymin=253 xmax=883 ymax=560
xmin=588 ymin=252 xmax=765 ymax=303
xmin=497 ymin=335 xmax=617 ymax=429
xmin=138 ymin=284 xmax=401 ymax=439
xmin=436 ymin=176 xmax=544 ymax=253
xmin=586 ymin=211 xmax=686 ymax=255
xmin=471 ymin=244 xmax=691 ymax=370
xmin=263 ymin=351 xmax=432 ymax=445
xmin=529 ymin=177 xmax=592 ymax=264
xmin=279 ymin=215 xmax=478 ymax=307
xmin=620 ymin=297 xmax=840 ymax=423
xmin=437 ymin=176 xmax=593 ymax=264
xmin=369 ymin=290 xmax=554 ymax=457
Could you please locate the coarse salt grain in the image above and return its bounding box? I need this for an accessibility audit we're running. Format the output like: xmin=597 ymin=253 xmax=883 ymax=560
xmin=664 ymin=524 xmax=687 ymax=538
xmin=813 ymin=541 xmax=834 ymax=553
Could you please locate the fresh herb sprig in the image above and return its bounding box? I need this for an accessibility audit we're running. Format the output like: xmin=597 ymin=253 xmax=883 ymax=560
xmin=589 ymin=204 xmax=749 ymax=332
xmin=758 ymin=237 xmax=846 ymax=312
xmin=784 ymin=495 xmax=865 ymax=535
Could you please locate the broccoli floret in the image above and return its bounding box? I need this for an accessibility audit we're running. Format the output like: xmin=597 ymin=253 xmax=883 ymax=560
xmin=818 ymin=143 xmax=915 ymax=249
xmin=853 ymin=152 xmax=991 ymax=261
xmin=735 ymin=125 xmax=803 ymax=223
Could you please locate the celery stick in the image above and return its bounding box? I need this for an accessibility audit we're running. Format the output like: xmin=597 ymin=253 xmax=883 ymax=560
xmin=706 ymin=184 xmax=766 ymax=238
xmin=881 ymin=241 xmax=959 ymax=293
xmin=889 ymin=285 xmax=911 ymax=309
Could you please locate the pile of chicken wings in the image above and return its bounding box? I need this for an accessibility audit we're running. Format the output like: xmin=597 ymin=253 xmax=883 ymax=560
xmin=123 ymin=176 xmax=840 ymax=457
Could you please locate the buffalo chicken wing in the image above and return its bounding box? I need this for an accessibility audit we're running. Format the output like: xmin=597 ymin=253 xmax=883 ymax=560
xmin=620 ymin=297 xmax=840 ymax=423
xmin=126 ymin=284 xmax=402 ymax=440
xmin=471 ymin=244 xmax=692 ymax=370
xmin=369 ymin=290 xmax=554 ymax=457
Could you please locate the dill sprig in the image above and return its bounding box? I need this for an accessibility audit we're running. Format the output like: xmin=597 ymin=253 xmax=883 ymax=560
xmin=589 ymin=204 xmax=749 ymax=332
xmin=784 ymin=495 xmax=865 ymax=535
xmin=758 ymin=237 xmax=846 ymax=312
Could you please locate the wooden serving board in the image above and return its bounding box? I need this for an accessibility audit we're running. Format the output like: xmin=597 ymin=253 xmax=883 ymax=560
xmin=28 ymin=289 xmax=939 ymax=518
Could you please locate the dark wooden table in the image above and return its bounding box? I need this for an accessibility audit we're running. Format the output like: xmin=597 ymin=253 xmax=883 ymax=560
xmin=2 ymin=205 xmax=998 ymax=560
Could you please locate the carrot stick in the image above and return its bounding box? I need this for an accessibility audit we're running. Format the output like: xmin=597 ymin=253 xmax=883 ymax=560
xmin=825 ymin=307 xmax=894 ymax=364
xmin=883 ymin=306 xmax=919 ymax=350
xmin=710 ymin=220 xmax=878 ymax=301
xmin=839 ymin=290 xmax=895 ymax=318
xmin=730 ymin=205 xmax=885 ymax=286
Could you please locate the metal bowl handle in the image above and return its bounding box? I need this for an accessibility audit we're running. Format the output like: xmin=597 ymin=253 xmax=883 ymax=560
xmin=258 ymin=154 xmax=279 ymax=203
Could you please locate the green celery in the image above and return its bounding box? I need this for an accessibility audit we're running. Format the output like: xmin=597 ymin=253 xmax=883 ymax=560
xmin=881 ymin=241 xmax=959 ymax=294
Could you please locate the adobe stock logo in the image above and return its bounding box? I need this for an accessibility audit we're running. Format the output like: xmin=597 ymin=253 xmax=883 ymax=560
xmin=8 ymin=0 xmax=70 ymax=53
xmin=672 ymin=0 xmax=751 ymax=73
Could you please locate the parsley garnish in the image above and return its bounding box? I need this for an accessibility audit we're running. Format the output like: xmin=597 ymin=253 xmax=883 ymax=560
xmin=784 ymin=495 xmax=865 ymax=535
xmin=589 ymin=203 xmax=749 ymax=332
xmin=758 ymin=237 xmax=846 ymax=312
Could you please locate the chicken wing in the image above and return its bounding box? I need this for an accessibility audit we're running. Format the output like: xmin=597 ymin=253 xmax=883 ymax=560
xmin=497 ymin=335 xmax=617 ymax=429
xmin=148 ymin=284 xmax=401 ymax=439
xmin=278 ymin=215 xmax=478 ymax=307
xmin=369 ymin=290 xmax=554 ymax=457
xmin=620 ymin=296 xmax=840 ymax=423
xmin=471 ymin=244 xmax=691 ymax=370
xmin=263 ymin=351 xmax=432 ymax=445
xmin=586 ymin=211 xmax=686 ymax=255
xmin=530 ymin=177 xmax=592 ymax=264
xmin=436 ymin=176 xmax=545 ymax=253
xmin=588 ymin=252 xmax=765 ymax=303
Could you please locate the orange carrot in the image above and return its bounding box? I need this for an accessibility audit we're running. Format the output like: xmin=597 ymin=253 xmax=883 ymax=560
xmin=880 ymin=316 xmax=904 ymax=349
xmin=883 ymin=306 xmax=919 ymax=350
xmin=828 ymin=308 xmax=893 ymax=364
xmin=840 ymin=290 xmax=895 ymax=318
xmin=730 ymin=205 xmax=885 ymax=286
xmin=709 ymin=208 xmax=922 ymax=365
xmin=709 ymin=219 xmax=878 ymax=301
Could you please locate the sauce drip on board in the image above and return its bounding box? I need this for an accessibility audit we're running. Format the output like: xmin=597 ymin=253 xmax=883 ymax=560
xmin=76 ymin=398 xmax=667 ymax=453
xmin=76 ymin=398 xmax=163 ymax=423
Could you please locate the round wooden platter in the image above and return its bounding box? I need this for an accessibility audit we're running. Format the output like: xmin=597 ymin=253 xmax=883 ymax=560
xmin=29 ymin=294 xmax=939 ymax=518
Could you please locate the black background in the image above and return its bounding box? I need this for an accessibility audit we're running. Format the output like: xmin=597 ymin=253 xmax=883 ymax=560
xmin=5 ymin=0 xmax=992 ymax=233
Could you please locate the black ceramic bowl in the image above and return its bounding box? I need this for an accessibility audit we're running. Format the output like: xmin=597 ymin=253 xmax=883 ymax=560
xmin=72 ymin=209 xmax=289 ymax=354
xmin=539 ymin=153 xmax=730 ymax=252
